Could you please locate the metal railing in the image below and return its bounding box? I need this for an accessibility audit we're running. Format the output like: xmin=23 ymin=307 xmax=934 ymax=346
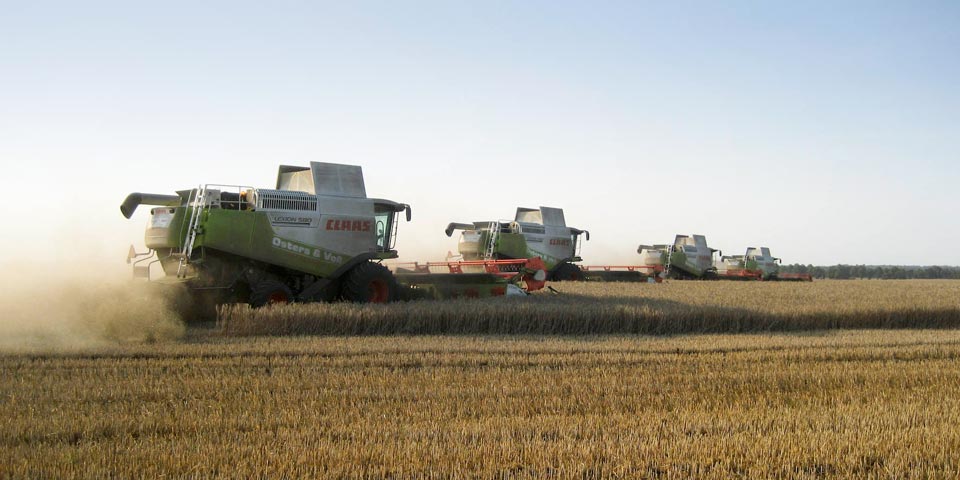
xmin=176 ymin=184 xmax=256 ymax=277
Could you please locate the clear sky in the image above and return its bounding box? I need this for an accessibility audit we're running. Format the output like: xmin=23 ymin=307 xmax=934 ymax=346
xmin=1 ymin=0 xmax=958 ymax=269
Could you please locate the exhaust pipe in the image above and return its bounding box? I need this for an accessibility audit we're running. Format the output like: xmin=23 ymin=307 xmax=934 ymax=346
xmin=120 ymin=193 xmax=181 ymax=219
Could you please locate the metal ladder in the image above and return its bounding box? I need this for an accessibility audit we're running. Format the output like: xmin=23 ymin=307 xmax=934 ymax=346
xmin=177 ymin=185 xmax=207 ymax=277
xmin=483 ymin=221 xmax=500 ymax=260
xmin=662 ymin=245 xmax=674 ymax=276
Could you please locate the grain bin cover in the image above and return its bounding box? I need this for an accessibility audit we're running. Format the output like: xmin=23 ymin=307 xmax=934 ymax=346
xmin=692 ymin=235 xmax=709 ymax=250
xmin=539 ymin=207 xmax=567 ymax=227
xmin=276 ymin=165 xmax=315 ymax=193
xmin=276 ymin=162 xmax=367 ymax=197
xmin=312 ymin=162 xmax=366 ymax=198
xmin=515 ymin=207 xmax=543 ymax=224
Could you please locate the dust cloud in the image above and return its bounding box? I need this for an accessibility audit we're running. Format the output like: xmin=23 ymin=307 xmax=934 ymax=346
xmin=0 ymin=262 xmax=186 ymax=354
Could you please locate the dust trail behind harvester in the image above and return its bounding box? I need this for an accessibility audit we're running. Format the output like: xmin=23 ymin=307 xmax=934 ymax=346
xmin=0 ymin=263 xmax=185 ymax=353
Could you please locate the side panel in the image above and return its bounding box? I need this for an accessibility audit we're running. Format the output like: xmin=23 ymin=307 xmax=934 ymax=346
xmin=499 ymin=233 xmax=567 ymax=270
xmin=670 ymin=250 xmax=695 ymax=275
xmin=676 ymin=250 xmax=712 ymax=277
xmin=538 ymin=225 xmax=578 ymax=263
xmin=457 ymin=230 xmax=486 ymax=259
xmin=672 ymin=235 xmax=714 ymax=277
xmin=310 ymin=197 xmax=378 ymax=256
xmin=198 ymin=209 xmax=256 ymax=256
xmin=198 ymin=210 xmax=351 ymax=278
xmin=638 ymin=249 xmax=665 ymax=267
xmin=145 ymin=207 xmax=186 ymax=249
xmin=494 ymin=233 xmax=529 ymax=261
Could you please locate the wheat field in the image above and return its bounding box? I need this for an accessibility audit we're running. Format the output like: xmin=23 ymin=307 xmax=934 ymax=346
xmin=3 ymin=331 xmax=960 ymax=478
xmin=220 ymin=279 xmax=960 ymax=335
xmin=4 ymin=280 xmax=960 ymax=478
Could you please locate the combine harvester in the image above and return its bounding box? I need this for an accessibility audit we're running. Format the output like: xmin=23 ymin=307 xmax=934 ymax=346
xmin=638 ymin=236 xmax=813 ymax=281
xmin=638 ymin=234 xmax=722 ymax=280
xmin=717 ymin=247 xmax=813 ymax=282
xmin=445 ymin=207 xmax=590 ymax=281
xmin=120 ymin=162 xmax=547 ymax=311
xmin=445 ymin=207 xmax=663 ymax=283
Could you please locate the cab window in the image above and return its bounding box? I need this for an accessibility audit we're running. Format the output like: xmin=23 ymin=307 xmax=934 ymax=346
xmin=374 ymin=207 xmax=396 ymax=252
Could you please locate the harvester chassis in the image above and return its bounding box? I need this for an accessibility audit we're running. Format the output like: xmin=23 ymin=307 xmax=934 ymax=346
xmin=172 ymin=247 xmax=393 ymax=307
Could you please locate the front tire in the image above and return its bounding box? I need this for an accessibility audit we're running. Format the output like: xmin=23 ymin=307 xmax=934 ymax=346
xmin=340 ymin=262 xmax=397 ymax=303
xmin=550 ymin=262 xmax=584 ymax=281
xmin=249 ymin=279 xmax=293 ymax=308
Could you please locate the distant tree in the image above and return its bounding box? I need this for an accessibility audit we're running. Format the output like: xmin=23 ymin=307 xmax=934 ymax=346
xmin=852 ymin=265 xmax=867 ymax=279
xmin=926 ymin=266 xmax=945 ymax=279
xmin=776 ymin=264 xmax=960 ymax=280
xmin=813 ymin=266 xmax=827 ymax=279
xmin=836 ymin=264 xmax=852 ymax=280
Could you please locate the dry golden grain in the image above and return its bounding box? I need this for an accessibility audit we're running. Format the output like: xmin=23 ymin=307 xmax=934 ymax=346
xmin=3 ymin=331 xmax=960 ymax=478
xmin=218 ymin=280 xmax=960 ymax=336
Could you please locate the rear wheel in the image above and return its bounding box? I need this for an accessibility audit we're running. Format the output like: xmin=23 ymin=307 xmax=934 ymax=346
xmin=340 ymin=262 xmax=397 ymax=303
xmin=667 ymin=268 xmax=692 ymax=280
xmin=249 ymin=279 xmax=293 ymax=308
xmin=550 ymin=262 xmax=584 ymax=281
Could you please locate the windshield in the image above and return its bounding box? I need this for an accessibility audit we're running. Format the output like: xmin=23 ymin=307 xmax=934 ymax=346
xmin=374 ymin=208 xmax=397 ymax=252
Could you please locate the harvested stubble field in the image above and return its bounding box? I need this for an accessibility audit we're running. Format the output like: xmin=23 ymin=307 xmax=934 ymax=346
xmin=220 ymin=279 xmax=960 ymax=335
xmin=4 ymin=280 xmax=960 ymax=478
xmin=4 ymin=331 xmax=960 ymax=478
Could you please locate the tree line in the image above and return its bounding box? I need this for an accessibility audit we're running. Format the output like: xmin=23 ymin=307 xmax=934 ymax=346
xmin=780 ymin=264 xmax=960 ymax=280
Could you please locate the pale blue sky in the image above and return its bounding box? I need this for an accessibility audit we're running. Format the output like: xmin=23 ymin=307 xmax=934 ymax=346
xmin=1 ymin=1 xmax=958 ymax=267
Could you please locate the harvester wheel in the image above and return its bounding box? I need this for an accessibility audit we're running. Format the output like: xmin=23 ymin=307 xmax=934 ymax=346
xmin=341 ymin=262 xmax=397 ymax=303
xmin=667 ymin=269 xmax=691 ymax=280
xmin=551 ymin=262 xmax=584 ymax=281
xmin=249 ymin=279 xmax=293 ymax=308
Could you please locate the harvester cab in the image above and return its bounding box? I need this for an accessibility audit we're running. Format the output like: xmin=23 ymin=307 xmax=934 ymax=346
xmin=637 ymin=234 xmax=719 ymax=279
xmin=445 ymin=206 xmax=589 ymax=281
xmin=121 ymin=162 xmax=411 ymax=307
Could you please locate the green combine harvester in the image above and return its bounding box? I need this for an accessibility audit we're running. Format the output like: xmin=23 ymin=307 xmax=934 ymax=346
xmin=717 ymin=247 xmax=813 ymax=281
xmin=639 ymin=237 xmax=812 ymax=281
xmin=638 ymin=234 xmax=720 ymax=280
xmin=121 ymin=162 xmax=547 ymax=311
xmin=445 ymin=207 xmax=590 ymax=281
